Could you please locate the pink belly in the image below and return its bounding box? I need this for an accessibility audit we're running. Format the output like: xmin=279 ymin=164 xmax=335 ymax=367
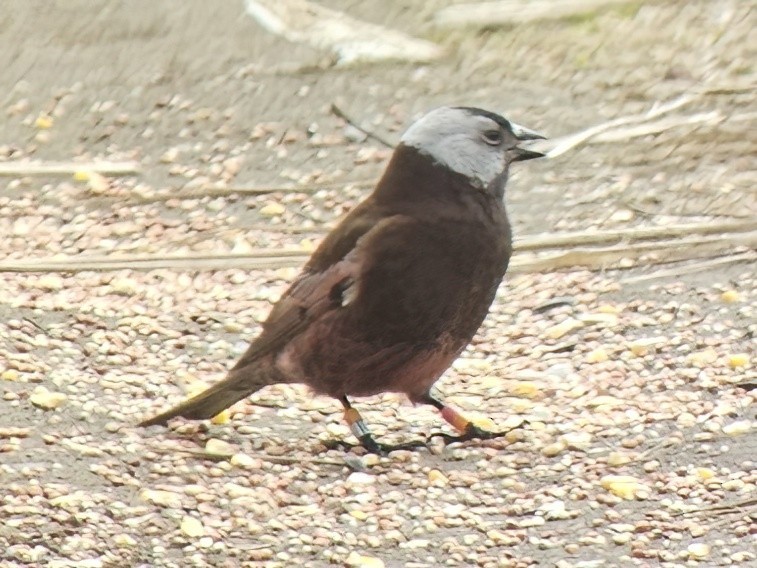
xmin=275 ymin=331 xmax=463 ymax=402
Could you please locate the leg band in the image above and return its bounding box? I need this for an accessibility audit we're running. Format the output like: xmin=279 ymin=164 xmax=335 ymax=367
xmin=441 ymin=406 xmax=471 ymax=433
xmin=344 ymin=407 xmax=371 ymax=439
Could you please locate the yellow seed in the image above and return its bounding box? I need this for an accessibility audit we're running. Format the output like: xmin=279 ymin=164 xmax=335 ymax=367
xmin=259 ymin=202 xmax=285 ymax=217
xmin=629 ymin=343 xmax=649 ymax=357
xmin=349 ymin=510 xmax=369 ymax=521
xmin=428 ymin=469 xmax=448 ymax=487
xmin=210 ymin=409 xmax=231 ymax=425
xmin=73 ymin=170 xmax=91 ymax=181
xmin=600 ymin=475 xmax=647 ymax=500
xmin=345 ymin=552 xmax=385 ymax=568
xmin=230 ymin=453 xmax=257 ymax=468
xmin=720 ymin=290 xmax=741 ymax=303
xmin=541 ymin=441 xmax=566 ymax=457
xmin=1 ymin=369 xmax=20 ymax=381
xmin=470 ymin=416 xmax=496 ymax=430
xmin=486 ymin=529 xmax=513 ymax=545
xmin=687 ymin=543 xmax=710 ymax=558
xmin=722 ymin=420 xmax=752 ymax=436
xmin=205 ymin=438 xmax=235 ymax=456
xmin=694 ymin=467 xmax=716 ymax=481
xmin=86 ymin=172 xmax=109 ymax=194
xmin=545 ymin=318 xmax=584 ymax=339
xmin=587 ymin=395 xmax=623 ymax=408
xmin=607 ymin=452 xmax=631 ymax=467
xmin=139 ymin=488 xmax=183 ymax=508
xmin=509 ymin=398 xmax=534 ymax=413
xmin=509 ymin=381 xmax=542 ymax=398
xmin=579 ymin=312 xmax=619 ymax=325
xmin=628 ymin=338 xmax=663 ymax=357
xmin=180 ymin=516 xmax=205 ymax=537
xmin=30 ymin=387 xmax=67 ymax=410
xmin=505 ymin=429 xmax=525 ymax=443
xmin=34 ymin=115 xmax=54 ymax=129
xmin=586 ymin=348 xmax=609 ymax=363
xmin=113 ymin=533 xmax=137 ymax=547
xmin=728 ymin=353 xmax=749 ymax=368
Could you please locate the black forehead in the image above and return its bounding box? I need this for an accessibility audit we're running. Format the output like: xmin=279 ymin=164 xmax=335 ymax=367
xmin=453 ymin=106 xmax=512 ymax=130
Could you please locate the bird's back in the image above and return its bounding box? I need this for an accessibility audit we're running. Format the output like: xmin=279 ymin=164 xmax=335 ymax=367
xmin=275 ymin=146 xmax=514 ymax=399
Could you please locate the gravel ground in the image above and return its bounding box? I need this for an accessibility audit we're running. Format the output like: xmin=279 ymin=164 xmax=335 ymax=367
xmin=1 ymin=1 xmax=755 ymax=567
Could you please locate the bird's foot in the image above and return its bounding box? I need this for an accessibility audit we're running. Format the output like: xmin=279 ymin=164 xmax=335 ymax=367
xmin=427 ymin=421 xmax=527 ymax=446
xmin=430 ymin=402 xmax=528 ymax=446
xmin=323 ymin=435 xmax=427 ymax=455
xmin=334 ymin=404 xmax=429 ymax=454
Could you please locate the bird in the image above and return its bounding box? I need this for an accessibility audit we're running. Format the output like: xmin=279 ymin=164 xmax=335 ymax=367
xmin=139 ymin=106 xmax=545 ymax=453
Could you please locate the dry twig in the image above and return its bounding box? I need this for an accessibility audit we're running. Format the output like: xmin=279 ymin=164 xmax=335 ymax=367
xmin=434 ymin=0 xmax=634 ymax=27
xmin=513 ymin=231 xmax=757 ymax=272
xmin=129 ymin=180 xmax=374 ymax=204
xmin=330 ymin=104 xmax=395 ymax=148
xmin=0 ymin=161 xmax=140 ymax=177
xmin=2 ymin=226 xmax=754 ymax=274
xmin=620 ymin=252 xmax=757 ymax=284
xmin=516 ymin=220 xmax=756 ymax=251
xmin=244 ymin=0 xmax=442 ymax=65
xmin=535 ymin=94 xmax=697 ymax=158
xmin=673 ymin=497 xmax=757 ymax=518
xmin=150 ymin=446 xmax=345 ymax=467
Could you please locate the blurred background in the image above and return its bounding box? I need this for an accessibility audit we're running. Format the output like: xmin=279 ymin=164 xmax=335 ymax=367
xmin=2 ymin=0 xmax=754 ymax=252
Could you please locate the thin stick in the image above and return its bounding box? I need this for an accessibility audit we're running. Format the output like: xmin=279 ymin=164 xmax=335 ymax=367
xmin=151 ymin=446 xmax=345 ymax=466
xmin=330 ymin=104 xmax=396 ymax=148
xmin=128 ymin=181 xmax=374 ymax=204
xmin=672 ymin=497 xmax=757 ymax=517
xmin=619 ymin=252 xmax=757 ymax=284
xmin=0 ymin=250 xmax=309 ymax=273
xmin=3 ymin=232 xmax=754 ymax=274
xmin=435 ymin=0 xmax=636 ymax=27
xmin=0 ymin=161 xmax=141 ymax=177
xmin=245 ymin=0 xmax=442 ymax=65
xmin=512 ymin=232 xmax=757 ymax=272
xmin=620 ymin=201 xmax=751 ymax=220
xmin=540 ymin=94 xmax=697 ymax=158
xmin=589 ymin=110 xmax=723 ymax=143
xmin=516 ymin=220 xmax=756 ymax=251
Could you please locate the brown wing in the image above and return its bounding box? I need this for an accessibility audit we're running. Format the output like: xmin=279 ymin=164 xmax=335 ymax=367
xmin=230 ymin=207 xmax=398 ymax=371
xmin=305 ymin=197 xmax=388 ymax=271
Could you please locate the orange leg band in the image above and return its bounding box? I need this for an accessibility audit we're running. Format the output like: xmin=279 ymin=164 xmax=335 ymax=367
xmin=441 ymin=406 xmax=471 ymax=433
xmin=344 ymin=407 xmax=361 ymax=425
xmin=343 ymin=407 xmax=371 ymax=439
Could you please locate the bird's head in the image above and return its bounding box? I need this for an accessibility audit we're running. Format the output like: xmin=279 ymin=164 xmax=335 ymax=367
xmin=399 ymin=106 xmax=545 ymax=196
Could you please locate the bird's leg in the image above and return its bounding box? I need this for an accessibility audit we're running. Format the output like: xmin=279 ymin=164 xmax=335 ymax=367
xmin=332 ymin=396 xmax=427 ymax=454
xmin=339 ymin=396 xmax=383 ymax=454
xmin=422 ymin=394 xmax=521 ymax=445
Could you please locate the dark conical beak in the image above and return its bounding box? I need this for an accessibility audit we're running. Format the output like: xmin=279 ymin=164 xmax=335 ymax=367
xmin=511 ymin=147 xmax=545 ymax=162
xmin=509 ymin=121 xmax=546 ymax=141
xmin=509 ymin=121 xmax=546 ymax=161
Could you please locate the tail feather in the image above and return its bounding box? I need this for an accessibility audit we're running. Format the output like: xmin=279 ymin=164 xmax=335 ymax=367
xmin=139 ymin=365 xmax=279 ymax=427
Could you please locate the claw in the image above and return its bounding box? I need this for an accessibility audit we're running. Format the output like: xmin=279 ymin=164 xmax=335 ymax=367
xmin=426 ymin=421 xmax=526 ymax=446
xmin=323 ymin=436 xmax=428 ymax=455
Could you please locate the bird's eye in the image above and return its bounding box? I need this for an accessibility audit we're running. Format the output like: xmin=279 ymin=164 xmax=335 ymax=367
xmin=482 ymin=129 xmax=503 ymax=146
